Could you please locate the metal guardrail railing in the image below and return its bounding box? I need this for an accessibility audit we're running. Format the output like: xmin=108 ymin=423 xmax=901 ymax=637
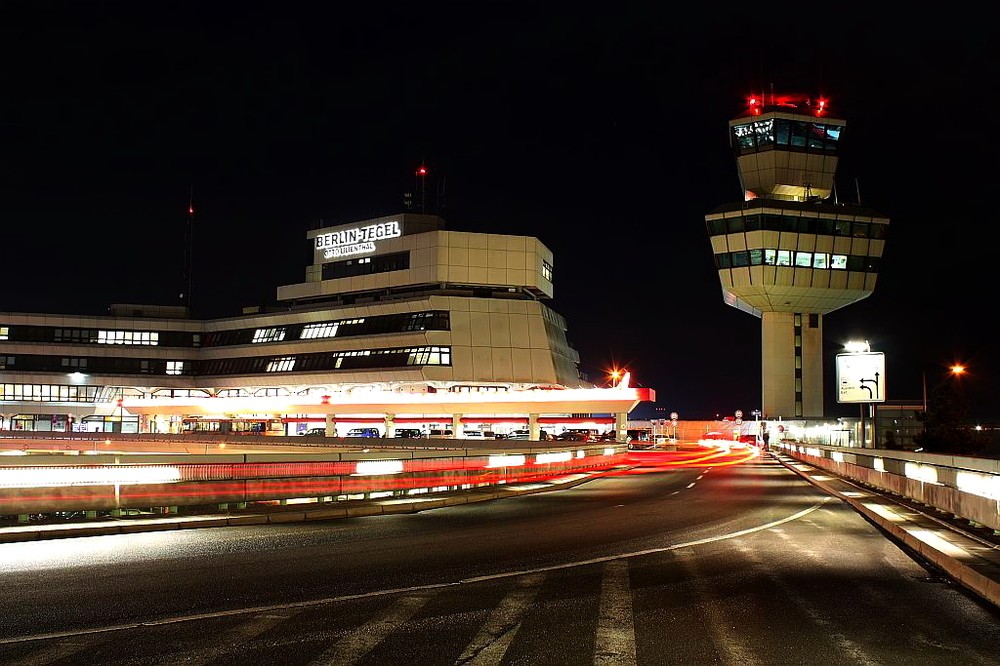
xmin=0 ymin=439 xmax=629 ymax=517
xmin=776 ymin=441 xmax=1000 ymax=533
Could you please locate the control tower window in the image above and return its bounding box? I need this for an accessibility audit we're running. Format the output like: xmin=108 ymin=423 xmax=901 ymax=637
xmin=734 ymin=123 xmax=755 ymax=151
xmin=790 ymin=121 xmax=808 ymax=148
xmin=824 ymin=125 xmax=842 ymax=150
xmin=754 ymin=119 xmax=774 ymax=149
xmin=794 ymin=252 xmax=812 ymax=267
xmin=776 ymin=250 xmax=792 ymax=266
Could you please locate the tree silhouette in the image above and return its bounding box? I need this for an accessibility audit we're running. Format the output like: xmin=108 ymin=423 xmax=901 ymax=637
xmin=914 ymin=380 xmax=986 ymax=455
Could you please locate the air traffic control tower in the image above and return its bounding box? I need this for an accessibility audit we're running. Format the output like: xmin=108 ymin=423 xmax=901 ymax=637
xmin=705 ymin=93 xmax=889 ymax=418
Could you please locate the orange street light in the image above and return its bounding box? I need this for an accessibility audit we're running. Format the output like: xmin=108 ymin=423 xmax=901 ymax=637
xmin=950 ymin=364 xmax=966 ymax=376
xmin=609 ymin=369 xmax=622 ymax=387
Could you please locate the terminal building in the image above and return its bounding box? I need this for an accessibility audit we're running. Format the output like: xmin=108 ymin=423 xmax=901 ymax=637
xmin=0 ymin=205 xmax=652 ymax=439
xmin=706 ymin=93 xmax=889 ymax=419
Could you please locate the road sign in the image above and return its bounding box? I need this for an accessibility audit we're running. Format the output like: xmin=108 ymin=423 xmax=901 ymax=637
xmin=836 ymin=352 xmax=886 ymax=403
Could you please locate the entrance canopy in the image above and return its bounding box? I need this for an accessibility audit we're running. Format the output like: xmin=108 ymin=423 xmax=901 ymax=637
xmin=122 ymin=386 xmax=656 ymax=418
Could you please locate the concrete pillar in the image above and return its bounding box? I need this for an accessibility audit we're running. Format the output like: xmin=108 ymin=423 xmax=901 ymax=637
xmin=325 ymin=413 xmax=336 ymax=437
xmin=385 ymin=414 xmax=396 ymax=438
xmin=529 ymin=413 xmax=540 ymax=440
xmin=615 ymin=412 xmax=628 ymax=441
xmin=452 ymin=413 xmax=462 ymax=439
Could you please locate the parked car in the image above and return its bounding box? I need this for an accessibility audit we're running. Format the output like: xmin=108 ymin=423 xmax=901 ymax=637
xmin=426 ymin=429 xmax=454 ymax=439
xmin=555 ymin=431 xmax=589 ymax=442
xmin=346 ymin=427 xmax=381 ymax=438
xmin=299 ymin=427 xmax=328 ymax=436
xmin=394 ymin=428 xmax=424 ymax=438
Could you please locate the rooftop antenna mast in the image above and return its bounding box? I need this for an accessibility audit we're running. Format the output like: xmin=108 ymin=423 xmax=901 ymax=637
xmin=416 ymin=164 xmax=428 ymax=213
xmin=182 ymin=185 xmax=194 ymax=310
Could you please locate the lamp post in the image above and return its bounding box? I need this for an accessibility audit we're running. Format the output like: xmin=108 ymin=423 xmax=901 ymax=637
xmin=925 ymin=365 xmax=966 ymax=412
xmin=921 ymin=364 xmax=967 ymax=437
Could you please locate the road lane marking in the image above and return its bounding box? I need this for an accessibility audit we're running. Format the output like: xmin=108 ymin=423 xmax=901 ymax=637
xmin=456 ymin=572 xmax=545 ymax=665
xmin=308 ymin=591 xmax=435 ymax=666
xmin=594 ymin=559 xmax=636 ymax=665
xmin=0 ymin=501 xmax=831 ymax=645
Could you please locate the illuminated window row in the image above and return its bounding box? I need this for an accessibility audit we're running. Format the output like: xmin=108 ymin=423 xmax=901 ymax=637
xmin=707 ymin=214 xmax=887 ymax=240
xmin=301 ymin=318 xmax=365 ymax=340
xmin=97 ymin=330 xmax=159 ymax=346
xmin=542 ymin=260 xmax=553 ymax=282
xmin=0 ymin=312 xmax=450 ymax=350
xmin=203 ymin=311 xmax=448 ymax=347
xmin=252 ymin=328 xmax=286 ymax=343
xmin=715 ymin=249 xmax=880 ymax=272
xmin=267 ymin=356 xmax=296 ymax=372
xmin=200 ymin=345 xmax=452 ymax=376
xmin=732 ymin=118 xmax=843 ymax=154
xmin=0 ymin=383 xmax=99 ymax=402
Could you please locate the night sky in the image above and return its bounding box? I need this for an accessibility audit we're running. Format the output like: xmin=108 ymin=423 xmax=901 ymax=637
xmin=3 ymin=5 xmax=995 ymax=420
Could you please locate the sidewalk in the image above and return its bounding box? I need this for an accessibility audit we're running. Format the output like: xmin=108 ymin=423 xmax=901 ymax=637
xmin=769 ymin=449 xmax=1000 ymax=610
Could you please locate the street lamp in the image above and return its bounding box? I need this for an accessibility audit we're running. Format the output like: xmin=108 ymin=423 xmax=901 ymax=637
xmin=925 ymin=364 xmax=967 ymax=411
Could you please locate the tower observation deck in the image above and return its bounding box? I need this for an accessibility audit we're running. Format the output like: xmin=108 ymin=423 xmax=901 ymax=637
xmin=705 ymin=92 xmax=889 ymax=418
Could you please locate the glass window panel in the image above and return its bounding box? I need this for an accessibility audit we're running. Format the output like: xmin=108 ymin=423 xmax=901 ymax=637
xmin=776 ymin=250 xmax=792 ymax=266
xmin=790 ymin=121 xmax=808 ymax=147
xmin=775 ymin=118 xmax=791 ymax=145
xmin=795 ymin=252 xmax=812 ymax=267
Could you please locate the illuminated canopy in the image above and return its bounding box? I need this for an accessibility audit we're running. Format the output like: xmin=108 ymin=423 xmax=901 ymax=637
xmin=122 ymin=386 xmax=656 ymax=417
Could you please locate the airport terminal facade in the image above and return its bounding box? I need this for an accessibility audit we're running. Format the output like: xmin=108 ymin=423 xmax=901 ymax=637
xmin=0 ymin=212 xmax=652 ymax=439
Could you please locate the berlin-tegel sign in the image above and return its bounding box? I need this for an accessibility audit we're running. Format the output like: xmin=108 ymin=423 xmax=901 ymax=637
xmin=836 ymin=352 xmax=886 ymax=404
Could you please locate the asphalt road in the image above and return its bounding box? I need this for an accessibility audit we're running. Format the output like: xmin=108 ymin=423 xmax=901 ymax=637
xmin=1 ymin=454 xmax=998 ymax=665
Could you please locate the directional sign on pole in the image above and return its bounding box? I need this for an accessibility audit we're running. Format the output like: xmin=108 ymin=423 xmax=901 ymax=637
xmin=836 ymin=352 xmax=886 ymax=404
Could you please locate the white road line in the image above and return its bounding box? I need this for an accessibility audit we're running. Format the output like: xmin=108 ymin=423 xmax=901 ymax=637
xmin=181 ymin=611 xmax=301 ymax=666
xmin=456 ymin=572 xmax=545 ymax=665
xmin=308 ymin=591 xmax=435 ymax=666
xmin=1 ymin=501 xmax=831 ymax=645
